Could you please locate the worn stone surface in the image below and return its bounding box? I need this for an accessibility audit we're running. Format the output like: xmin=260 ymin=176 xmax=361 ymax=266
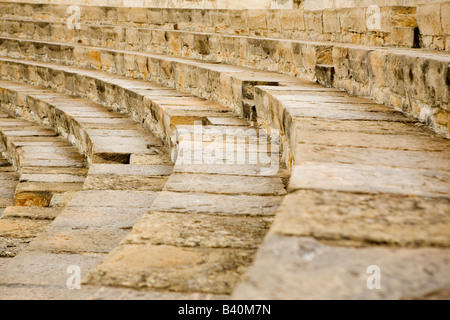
xmin=295 ymin=144 xmax=450 ymax=171
xmin=85 ymin=244 xmax=256 ymax=294
xmin=1 ymin=206 xmax=62 ymax=221
xmin=123 ymin=212 xmax=273 ymax=249
xmin=289 ymin=163 xmax=450 ymax=198
xmin=69 ymin=190 xmax=159 ymax=208
xmin=233 ymin=234 xmax=450 ymax=300
xmin=272 ymin=190 xmax=450 ymax=248
xmin=0 ymin=284 xmax=229 ymax=300
xmin=0 ymin=79 xmax=166 ymax=164
xmin=163 ymin=173 xmax=286 ymax=196
xmin=0 ymin=251 xmax=105 ymax=286
xmin=150 ymin=191 xmax=281 ymax=216
xmin=0 ymin=2 xmax=449 ymax=300
xmin=0 ymin=111 xmax=87 ymax=207
xmin=83 ymin=175 xmax=168 ymax=191
xmin=27 ymin=227 xmax=132 ymax=254
xmin=0 ymin=218 xmax=51 ymax=239
xmin=0 ymin=14 xmax=449 ymax=136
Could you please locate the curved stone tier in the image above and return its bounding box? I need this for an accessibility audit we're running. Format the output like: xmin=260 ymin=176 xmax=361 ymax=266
xmin=0 ymin=0 xmax=448 ymax=301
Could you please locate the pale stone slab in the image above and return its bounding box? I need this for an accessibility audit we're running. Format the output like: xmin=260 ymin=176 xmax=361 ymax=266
xmin=0 ymin=251 xmax=105 ymax=286
xmin=28 ymin=227 xmax=131 ymax=254
xmin=87 ymin=164 xmax=173 ymax=176
xmin=295 ymin=144 xmax=450 ymax=171
xmin=1 ymin=206 xmax=62 ymax=220
xmin=150 ymin=191 xmax=282 ymax=216
xmin=0 ymin=218 xmax=51 ymax=239
xmin=0 ymin=172 xmax=19 ymax=180
xmin=123 ymin=212 xmax=272 ymax=249
xmin=273 ymin=190 xmax=450 ymax=247
xmin=174 ymin=163 xmax=290 ymax=178
xmin=233 ymin=234 xmax=450 ymax=300
xmin=85 ymin=244 xmax=256 ymax=294
xmin=69 ymin=190 xmax=159 ymax=208
xmin=20 ymin=174 xmax=86 ymax=183
xmin=164 ymin=173 xmax=286 ymax=195
xmin=293 ymin=118 xmax=434 ymax=136
xmin=206 ymin=117 xmax=249 ymax=126
xmin=295 ymin=130 xmax=450 ymax=152
xmin=289 ymin=162 xmax=450 ymax=198
xmin=83 ymin=175 xmax=168 ymax=191
xmin=49 ymin=207 xmax=147 ymax=230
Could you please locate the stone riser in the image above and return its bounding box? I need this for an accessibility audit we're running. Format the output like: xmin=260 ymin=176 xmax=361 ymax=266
xmin=0 ymin=81 xmax=167 ymax=165
xmin=0 ymin=27 xmax=448 ymax=139
xmin=2 ymin=2 xmax=447 ymax=50
xmin=0 ymin=57 xmax=294 ymax=163
xmin=0 ymin=112 xmax=87 ymax=207
xmin=0 ymin=78 xmax=287 ymax=295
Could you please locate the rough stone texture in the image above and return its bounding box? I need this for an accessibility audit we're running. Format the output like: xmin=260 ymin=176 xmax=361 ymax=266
xmin=69 ymin=190 xmax=159 ymax=208
xmin=0 ymin=79 xmax=166 ymax=165
xmin=0 ymin=251 xmax=105 ymax=286
xmin=0 ymin=3 xmax=428 ymax=47
xmin=0 ymin=218 xmax=51 ymax=239
xmin=0 ymin=1 xmax=448 ymax=300
xmin=123 ymin=212 xmax=273 ymax=249
xmin=0 ymin=111 xmax=88 ymax=207
xmin=85 ymin=244 xmax=256 ymax=294
xmin=289 ymin=163 xmax=450 ymax=198
xmin=233 ymin=234 xmax=450 ymax=300
xmin=295 ymin=144 xmax=450 ymax=171
xmin=0 ymin=4 xmax=448 ymax=135
xmin=150 ymin=191 xmax=282 ymax=216
xmin=272 ymin=190 xmax=450 ymax=248
xmin=0 ymin=284 xmax=229 ymax=300
xmin=1 ymin=206 xmax=62 ymax=220
xmin=163 ymin=173 xmax=286 ymax=195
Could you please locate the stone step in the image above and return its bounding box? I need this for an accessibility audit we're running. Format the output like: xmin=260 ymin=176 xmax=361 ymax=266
xmin=0 ymin=40 xmax=294 ymax=132
xmin=0 ymin=111 xmax=88 ymax=207
xmin=0 ymin=22 xmax=448 ymax=136
xmin=0 ymin=160 xmax=174 ymax=292
xmin=233 ymin=73 xmax=450 ymax=300
xmin=0 ymin=71 xmax=286 ymax=295
xmin=0 ymin=4 xmax=431 ymax=49
xmin=0 ymin=58 xmax=266 ymax=158
xmin=0 ymin=154 xmax=20 ymax=258
xmin=232 ymin=233 xmax=450 ymax=300
xmin=0 ymin=38 xmax=447 ymax=169
xmin=0 ymin=80 xmax=166 ymax=164
xmin=1 ymin=3 xmax=448 ymax=300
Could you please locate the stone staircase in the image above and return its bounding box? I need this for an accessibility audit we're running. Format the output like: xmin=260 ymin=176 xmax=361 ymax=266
xmin=0 ymin=1 xmax=448 ymax=300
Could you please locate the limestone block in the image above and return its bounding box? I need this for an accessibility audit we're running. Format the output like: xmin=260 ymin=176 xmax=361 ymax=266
xmin=247 ymin=10 xmax=267 ymax=34
xmin=280 ymin=10 xmax=304 ymax=32
xmin=323 ymin=10 xmax=340 ymax=34
xmin=389 ymin=27 xmax=416 ymax=48
xmin=391 ymin=7 xmax=418 ymax=28
xmin=417 ymin=3 xmax=443 ymax=36
xmin=304 ymin=11 xmax=323 ymax=33
xmin=340 ymin=8 xmax=367 ymax=33
xmin=442 ymin=2 xmax=450 ymax=35
xmin=233 ymin=234 xmax=450 ymax=300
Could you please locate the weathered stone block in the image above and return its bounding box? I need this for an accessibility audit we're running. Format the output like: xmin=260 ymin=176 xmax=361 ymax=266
xmin=272 ymin=190 xmax=450 ymax=247
xmin=442 ymin=2 xmax=450 ymax=35
xmin=389 ymin=27 xmax=416 ymax=48
xmin=340 ymin=8 xmax=367 ymax=33
xmin=323 ymin=10 xmax=340 ymax=34
xmin=233 ymin=234 xmax=450 ymax=300
xmin=417 ymin=3 xmax=443 ymax=36
xmin=85 ymin=244 xmax=256 ymax=294
xmin=304 ymin=11 xmax=323 ymax=33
